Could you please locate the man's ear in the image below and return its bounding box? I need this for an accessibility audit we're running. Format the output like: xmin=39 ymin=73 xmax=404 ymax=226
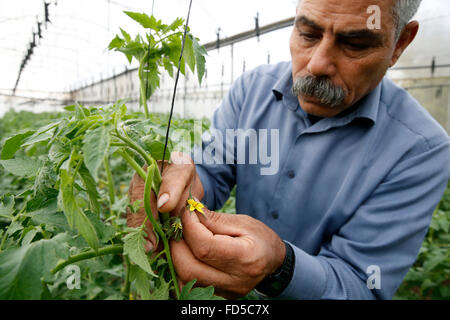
xmin=389 ymin=21 xmax=419 ymax=67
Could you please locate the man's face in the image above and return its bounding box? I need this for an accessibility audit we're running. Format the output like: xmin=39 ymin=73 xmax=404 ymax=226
xmin=290 ymin=0 xmax=398 ymax=117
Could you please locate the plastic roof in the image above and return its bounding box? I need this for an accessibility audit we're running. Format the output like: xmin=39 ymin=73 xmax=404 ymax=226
xmin=0 ymin=0 xmax=449 ymax=94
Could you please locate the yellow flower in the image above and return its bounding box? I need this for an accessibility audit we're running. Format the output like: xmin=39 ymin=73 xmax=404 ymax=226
xmin=187 ymin=198 xmax=205 ymax=215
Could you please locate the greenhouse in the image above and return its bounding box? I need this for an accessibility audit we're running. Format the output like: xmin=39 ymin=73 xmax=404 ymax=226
xmin=0 ymin=0 xmax=449 ymax=303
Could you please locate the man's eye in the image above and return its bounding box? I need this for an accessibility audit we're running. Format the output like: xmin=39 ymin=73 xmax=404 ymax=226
xmin=343 ymin=42 xmax=370 ymax=51
xmin=299 ymin=32 xmax=319 ymax=41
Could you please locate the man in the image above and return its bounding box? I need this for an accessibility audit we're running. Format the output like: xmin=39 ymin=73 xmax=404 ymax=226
xmin=128 ymin=0 xmax=450 ymax=299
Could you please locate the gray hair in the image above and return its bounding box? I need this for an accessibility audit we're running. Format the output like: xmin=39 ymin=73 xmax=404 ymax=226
xmin=296 ymin=0 xmax=422 ymax=40
xmin=393 ymin=0 xmax=422 ymax=39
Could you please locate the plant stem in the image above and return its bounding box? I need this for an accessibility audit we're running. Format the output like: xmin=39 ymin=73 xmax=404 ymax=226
xmin=122 ymin=256 xmax=132 ymax=296
xmin=138 ymin=52 xmax=150 ymax=119
xmin=117 ymin=149 xmax=146 ymax=180
xmin=113 ymin=130 xmax=153 ymax=167
xmin=144 ymin=165 xmax=180 ymax=299
xmin=104 ymin=154 xmax=116 ymax=218
xmin=52 ymin=244 xmax=124 ymax=274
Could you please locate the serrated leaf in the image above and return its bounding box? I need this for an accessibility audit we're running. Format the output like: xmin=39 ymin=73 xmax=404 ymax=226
xmin=73 ymin=206 xmax=99 ymax=252
xmin=85 ymin=210 xmax=115 ymax=244
xmin=0 ymin=130 xmax=34 ymax=160
xmin=150 ymin=276 xmax=170 ymax=300
xmin=59 ymin=169 xmax=99 ymax=251
xmin=34 ymin=161 xmax=58 ymax=197
xmin=0 ymin=194 xmax=15 ymax=217
xmin=180 ymin=279 xmax=224 ymax=300
xmin=27 ymin=199 xmax=68 ymax=232
xmin=142 ymin=64 xmax=160 ymax=100
xmin=0 ymin=233 xmax=70 ymax=299
xmin=108 ymin=35 xmax=125 ymax=51
xmin=78 ymin=163 xmax=101 ymax=215
xmin=184 ymin=34 xmax=196 ymax=74
xmin=82 ymin=126 xmax=109 ymax=180
xmin=22 ymin=121 xmax=59 ymax=147
xmin=191 ymin=35 xmax=207 ymax=85
xmin=123 ymin=229 xmax=157 ymax=278
xmin=163 ymin=58 xmax=174 ymax=78
xmin=118 ymin=41 xmax=146 ymax=62
xmin=0 ymin=158 xmax=43 ymax=177
xmin=130 ymin=265 xmax=152 ymax=300
xmin=165 ymin=17 xmax=184 ymax=33
xmin=120 ymin=28 xmax=131 ymax=42
xmin=124 ymin=11 xmax=159 ymax=29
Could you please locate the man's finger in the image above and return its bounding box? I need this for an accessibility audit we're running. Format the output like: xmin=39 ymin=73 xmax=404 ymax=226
xmin=187 ymin=200 xmax=249 ymax=236
xmin=157 ymin=152 xmax=195 ymax=213
xmin=171 ymin=239 xmax=238 ymax=291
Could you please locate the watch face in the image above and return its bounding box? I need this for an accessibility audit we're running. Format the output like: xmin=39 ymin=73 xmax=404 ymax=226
xmin=271 ymin=280 xmax=283 ymax=292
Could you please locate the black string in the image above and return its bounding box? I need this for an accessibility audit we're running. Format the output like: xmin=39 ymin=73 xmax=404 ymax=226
xmin=160 ymin=0 xmax=193 ymax=174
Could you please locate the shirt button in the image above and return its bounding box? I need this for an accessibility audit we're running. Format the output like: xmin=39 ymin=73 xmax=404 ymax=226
xmin=287 ymin=170 xmax=295 ymax=179
xmin=271 ymin=211 xmax=279 ymax=220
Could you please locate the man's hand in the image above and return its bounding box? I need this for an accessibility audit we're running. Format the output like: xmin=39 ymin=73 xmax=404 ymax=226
xmin=171 ymin=204 xmax=286 ymax=299
xmin=127 ymin=152 xmax=204 ymax=252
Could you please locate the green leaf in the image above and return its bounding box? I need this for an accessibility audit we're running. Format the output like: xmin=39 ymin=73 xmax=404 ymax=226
xmin=120 ymin=28 xmax=131 ymax=42
xmin=150 ymin=276 xmax=170 ymax=300
xmin=78 ymin=163 xmax=101 ymax=215
xmin=59 ymin=169 xmax=99 ymax=251
xmin=164 ymin=17 xmax=184 ymax=33
xmin=33 ymin=161 xmax=58 ymax=197
xmin=162 ymin=58 xmax=174 ymax=78
xmin=22 ymin=122 xmax=59 ymax=147
xmin=191 ymin=35 xmax=207 ymax=85
xmin=73 ymin=205 xmax=100 ymax=252
xmin=0 ymin=130 xmax=34 ymax=160
xmin=0 ymin=233 xmax=69 ymax=299
xmin=184 ymin=34 xmax=196 ymax=74
xmin=0 ymin=194 xmax=15 ymax=217
xmin=27 ymin=199 xmax=69 ymax=232
xmin=180 ymin=279 xmax=224 ymax=300
xmin=82 ymin=126 xmax=109 ymax=180
xmin=118 ymin=41 xmax=146 ymax=62
xmin=108 ymin=35 xmax=125 ymax=51
xmin=21 ymin=227 xmax=38 ymax=246
xmin=146 ymin=140 xmax=170 ymax=161
xmin=123 ymin=229 xmax=157 ymax=278
xmin=124 ymin=11 xmax=159 ymax=29
xmin=130 ymin=265 xmax=152 ymax=300
xmin=85 ymin=210 xmax=115 ymax=244
xmin=142 ymin=63 xmax=160 ymax=100
xmin=0 ymin=158 xmax=43 ymax=177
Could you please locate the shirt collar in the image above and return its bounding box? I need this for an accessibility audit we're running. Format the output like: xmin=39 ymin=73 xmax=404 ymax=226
xmin=272 ymin=62 xmax=382 ymax=127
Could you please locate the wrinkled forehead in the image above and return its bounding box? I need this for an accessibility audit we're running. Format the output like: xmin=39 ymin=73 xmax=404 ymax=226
xmin=296 ymin=0 xmax=397 ymax=31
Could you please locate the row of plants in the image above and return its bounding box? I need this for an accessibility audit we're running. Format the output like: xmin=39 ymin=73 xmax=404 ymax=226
xmin=0 ymin=10 xmax=225 ymax=300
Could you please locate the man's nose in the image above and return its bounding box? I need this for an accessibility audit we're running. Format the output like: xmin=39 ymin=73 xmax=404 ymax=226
xmin=306 ymin=37 xmax=337 ymax=77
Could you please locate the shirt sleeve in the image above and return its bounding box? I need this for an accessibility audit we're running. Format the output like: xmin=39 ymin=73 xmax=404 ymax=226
xmin=280 ymin=139 xmax=450 ymax=300
xmin=194 ymin=72 xmax=248 ymax=210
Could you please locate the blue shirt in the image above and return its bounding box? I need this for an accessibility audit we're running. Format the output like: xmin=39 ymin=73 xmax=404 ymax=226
xmin=194 ymin=61 xmax=450 ymax=300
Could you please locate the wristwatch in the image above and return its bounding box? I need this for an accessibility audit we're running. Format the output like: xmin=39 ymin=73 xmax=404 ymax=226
xmin=255 ymin=240 xmax=295 ymax=298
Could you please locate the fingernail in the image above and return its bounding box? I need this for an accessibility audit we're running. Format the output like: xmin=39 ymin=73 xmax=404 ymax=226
xmin=144 ymin=241 xmax=153 ymax=253
xmin=157 ymin=193 xmax=170 ymax=209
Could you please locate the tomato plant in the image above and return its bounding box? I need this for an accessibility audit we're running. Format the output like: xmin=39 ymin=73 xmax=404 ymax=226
xmin=0 ymin=11 xmax=221 ymax=300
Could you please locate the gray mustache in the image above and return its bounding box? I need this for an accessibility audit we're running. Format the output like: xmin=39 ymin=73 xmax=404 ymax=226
xmin=292 ymin=76 xmax=346 ymax=108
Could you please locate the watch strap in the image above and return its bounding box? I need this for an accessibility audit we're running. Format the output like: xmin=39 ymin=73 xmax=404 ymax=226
xmin=255 ymin=240 xmax=295 ymax=297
